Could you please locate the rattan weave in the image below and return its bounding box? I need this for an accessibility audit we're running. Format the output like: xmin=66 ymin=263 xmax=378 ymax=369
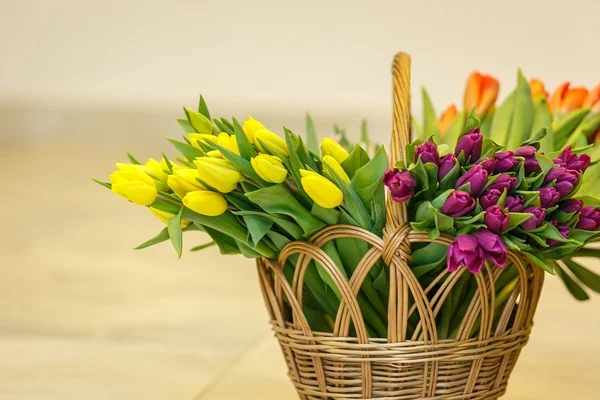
xmin=256 ymin=52 xmax=545 ymax=399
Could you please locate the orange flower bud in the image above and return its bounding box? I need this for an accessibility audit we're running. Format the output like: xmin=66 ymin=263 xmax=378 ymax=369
xmin=529 ymin=79 xmax=548 ymax=98
xmin=584 ymin=84 xmax=600 ymax=113
xmin=439 ymin=104 xmax=458 ymax=137
xmin=463 ymin=72 xmax=499 ymax=116
xmin=549 ymin=82 xmax=589 ymax=113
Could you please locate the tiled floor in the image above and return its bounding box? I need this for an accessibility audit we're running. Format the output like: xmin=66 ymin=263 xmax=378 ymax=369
xmin=1 ymin=142 xmax=600 ymax=399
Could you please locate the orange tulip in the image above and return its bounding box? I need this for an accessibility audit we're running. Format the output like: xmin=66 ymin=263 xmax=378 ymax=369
xmin=463 ymin=72 xmax=499 ymax=116
xmin=584 ymin=84 xmax=600 ymax=113
xmin=529 ymin=79 xmax=548 ymax=99
xmin=439 ymin=104 xmax=458 ymax=137
xmin=548 ymin=82 xmax=589 ymax=113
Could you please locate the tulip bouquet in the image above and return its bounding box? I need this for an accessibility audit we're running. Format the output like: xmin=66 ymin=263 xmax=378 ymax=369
xmin=417 ymin=71 xmax=600 ymax=300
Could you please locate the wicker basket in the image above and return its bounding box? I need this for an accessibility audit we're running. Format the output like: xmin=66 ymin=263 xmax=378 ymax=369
xmin=256 ymin=52 xmax=545 ymax=400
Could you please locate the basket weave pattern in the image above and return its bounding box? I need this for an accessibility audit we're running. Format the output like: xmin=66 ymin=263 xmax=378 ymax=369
xmin=257 ymin=53 xmax=545 ymax=399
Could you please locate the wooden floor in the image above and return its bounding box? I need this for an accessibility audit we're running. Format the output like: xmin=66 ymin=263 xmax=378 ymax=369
xmin=1 ymin=142 xmax=599 ymax=399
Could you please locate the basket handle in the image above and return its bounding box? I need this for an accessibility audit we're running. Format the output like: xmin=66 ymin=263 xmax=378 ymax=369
xmin=386 ymin=52 xmax=411 ymax=229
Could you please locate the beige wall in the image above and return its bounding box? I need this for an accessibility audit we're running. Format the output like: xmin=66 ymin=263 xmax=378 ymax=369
xmin=2 ymin=0 xmax=599 ymax=142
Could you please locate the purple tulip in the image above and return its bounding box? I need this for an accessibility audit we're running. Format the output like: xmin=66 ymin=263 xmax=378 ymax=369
xmin=576 ymin=206 xmax=600 ymax=230
xmin=455 ymin=128 xmax=483 ymax=162
xmin=456 ymin=165 xmax=488 ymax=197
xmin=554 ymin=146 xmax=591 ymax=173
xmin=383 ymin=169 xmax=417 ymax=203
xmin=494 ymin=151 xmax=519 ymax=173
xmin=480 ymin=188 xmax=502 ymax=210
xmin=474 ymin=229 xmax=508 ymax=268
xmin=487 ymin=174 xmax=518 ymax=193
xmin=447 ymin=235 xmax=486 ymax=274
xmin=547 ymin=220 xmax=570 ymax=247
xmin=440 ymin=190 xmax=476 ymax=217
xmin=439 ymin=154 xmax=458 ymax=180
xmin=515 ymin=146 xmax=541 ymax=175
xmin=505 ymin=194 xmax=525 ymax=212
xmin=558 ymin=199 xmax=584 ymax=213
xmin=484 ymin=205 xmax=509 ymax=233
xmin=544 ymin=167 xmax=580 ymax=197
xmin=538 ymin=187 xmax=560 ymax=208
xmin=478 ymin=157 xmax=498 ymax=174
xmin=414 ymin=141 xmax=440 ymax=165
xmin=521 ymin=206 xmax=546 ymax=230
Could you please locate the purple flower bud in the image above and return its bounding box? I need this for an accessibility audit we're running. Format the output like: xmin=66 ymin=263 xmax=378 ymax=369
xmin=456 ymin=165 xmax=488 ymax=197
xmin=521 ymin=206 xmax=546 ymax=230
xmin=505 ymin=194 xmax=525 ymax=212
xmin=440 ymin=190 xmax=476 ymax=217
xmin=447 ymin=235 xmax=486 ymax=274
xmin=480 ymin=188 xmax=502 ymax=210
xmin=438 ymin=154 xmax=458 ymax=180
xmin=478 ymin=158 xmax=498 ymax=174
xmin=576 ymin=206 xmax=600 ymax=230
xmin=554 ymin=146 xmax=591 ymax=173
xmin=544 ymin=167 xmax=580 ymax=197
xmin=383 ymin=169 xmax=417 ymax=203
xmin=487 ymin=174 xmax=518 ymax=193
xmin=547 ymin=220 xmax=570 ymax=247
xmin=414 ymin=141 xmax=440 ymax=165
xmin=474 ymin=229 xmax=508 ymax=268
xmin=558 ymin=199 xmax=583 ymax=213
xmin=455 ymin=129 xmax=483 ymax=162
xmin=537 ymin=187 xmax=560 ymax=208
xmin=494 ymin=151 xmax=519 ymax=173
xmin=515 ymin=145 xmax=541 ymax=175
xmin=484 ymin=205 xmax=509 ymax=233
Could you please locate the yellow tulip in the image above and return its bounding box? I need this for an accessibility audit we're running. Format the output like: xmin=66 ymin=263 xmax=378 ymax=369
xmin=217 ymin=132 xmax=240 ymax=156
xmin=206 ymin=150 xmax=223 ymax=158
xmin=144 ymin=158 xmax=168 ymax=183
xmin=254 ymin=128 xmax=288 ymax=157
xmin=299 ymin=169 xmax=343 ymax=209
xmin=195 ymin=157 xmax=243 ymax=193
xmin=188 ymin=133 xmax=217 ymax=150
xmin=110 ymin=163 xmax=157 ymax=206
xmin=183 ymin=190 xmax=228 ymax=216
xmin=251 ymin=154 xmax=288 ymax=183
xmin=149 ymin=207 xmax=190 ymax=228
xmin=322 ymin=155 xmax=350 ymax=184
xmin=321 ymin=138 xmax=349 ymax=163
xmin=242 ymin=116 xmax=266 ymax=142
xmin=167 ymin=166 xmax=206 ymax=199
xmin=185 ymin=108 xmax=213 ymax=134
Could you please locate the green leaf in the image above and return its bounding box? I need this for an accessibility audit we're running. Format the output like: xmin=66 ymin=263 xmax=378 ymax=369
xmin=93 ymin=179 xmax=112 ymax=190
xmin=431 ymin=189 xmax=454 ymax=209
xmin=409 ymin=242 xmax=448 ymax=278
xmin=555 ymin=262 xmax=590 ymax=301
xmin=565 ymin=112 xmax=600 ymax=148
xmin=553 ymin=108 xmax=590 ymax=148
xmin=126 ymin=152 xmax=142 ymax=165
xmin=148 ymin=199 xmax=181 ymax=215
xmin=184 ymin=107 xmax=213 ymax=134
xmin=167 ymin=138 xmax=204 ymax=161
xmin=197 ymin=95 xmax=211 ymax=120
xmin=177 ymin=118 xmax=195 ymax=133
xmin=233 ymin=210 xmax=303 ymax=239
xmin=167 ymin=210 xmax=183 ymax=258
xmin=522 ymin=126 xmax=548 ymax=149
xmin=522 ymin=251 xmax=555 ymax=274
xmin=532 ymin=98 xmax=554 ymax=153
xmin=190 ymin=241 xmax=216 ymax=251
xmin=242 ymin=214 xmax=273 ymax=248
xmin=535 ymin=152 xmax=555 ymax=176
xmin=213 ymin=118 xmax=234 ymax=135
xmin=245 ymin=184 xmax=326 ymax=238
xmin=350 ymin=145 xmax=388 ymax=206
xmin=305 ymin=113 xmax=318 ymax=153
xmin=323 ymin=163 xmax=372 ymax=230
xmin=489 ymin=91 xmax=515 ymax=145
xmin=361 ymin=120 xmax=369 ymax=144
xmin=578 ymin=196 xmax=600 ymax=207
xmin=564 ymin=258 xmax=600 ymax=294
xmin=134 ymin=228 xmax=170 ymax=250
xmin=311 ymin=202 xmax=341 ymax=225
xmin=505 ymin=70 xmax=534 ymax=150
xmin=461 ymin=110 xmax=481 ymax=136
xmin=422 ymin=87 xmax=440 ymax=137
xmin=341 ymin=144 xmax=370 ymax=178
xmin=232 ymin=117 xmax=257 ymax=160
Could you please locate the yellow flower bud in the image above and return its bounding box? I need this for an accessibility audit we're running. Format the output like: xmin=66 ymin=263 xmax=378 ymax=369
xmin=321 ymin=138 xmax=349 ymax=163
xmin=254 ymin=128 xmax=288 ymax=157
xmin=322 ymin=155 xmax=350 ymax=184
xmin=251 ymin=154 xmax=288 ymax=183
xmin=167 ymin=166 xmax=206 ymax=199
xmin=144 ymin=158 xmax=168 ymax=183
xmin=185 ymin=108 xmax=213 ymax=134
xmin=216 ymin=132 xmax=240 ymax=156
xmin=188 ymin=133 xmax=217 ymax=150
xmin=183 ymin=190 xmax=228 ymax=216
xmin=206 ymin=150 xmax=223 ymax=158
xmin=194 ymin=157 xmax=243 ymax=193
xmin=149 ymin=207 xmax=190 ymax=228
xmin=110 ymin=163 xmax=157 ymax=206
xmin=242 ymin=116 xmax=266 ymax=142
xmin=299 ymin=169 xmax=343 ymax=209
